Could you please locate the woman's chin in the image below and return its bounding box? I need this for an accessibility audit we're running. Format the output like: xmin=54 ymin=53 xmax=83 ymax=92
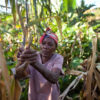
xmin=42 ymin=53 xmax=49 ymax=57
xmin=42 ymin=52 xmax=52 ymax=57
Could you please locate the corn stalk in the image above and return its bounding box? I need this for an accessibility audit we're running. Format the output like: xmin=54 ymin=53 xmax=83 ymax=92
xmin=84 ymin=37 xmax=97 ymax=100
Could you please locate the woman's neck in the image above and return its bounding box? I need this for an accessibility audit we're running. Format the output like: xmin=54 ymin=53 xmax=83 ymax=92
xmin=41 ymin=53 xmax=53 ymax=64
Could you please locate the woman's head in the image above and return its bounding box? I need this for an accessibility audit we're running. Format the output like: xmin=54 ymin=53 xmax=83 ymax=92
xmin=40 ymin=27 xmax=58 ymax=57
xmin=40 ymin=27 xmax=58 ymax=45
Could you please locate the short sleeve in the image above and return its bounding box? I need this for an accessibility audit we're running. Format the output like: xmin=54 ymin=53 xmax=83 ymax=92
xmin=52 ymin=54 xmax=64 ymax=75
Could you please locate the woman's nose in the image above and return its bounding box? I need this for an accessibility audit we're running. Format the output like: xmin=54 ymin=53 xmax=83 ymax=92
xmin=43 ymin=44 xmax=48 ymax=49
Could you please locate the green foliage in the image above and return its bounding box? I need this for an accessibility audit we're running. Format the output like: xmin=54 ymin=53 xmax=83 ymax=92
xmin=59 ymin=75 xmax=83 ymax=99
xmin=61 ymin=0 xmax=76 ymax=13
xmin=70 ymin=57 xmax=83 ymax=69
xmin=20 ymin=79 xmax=29 ymax=100
xmin=76 ymin=0 xmax=95 ymax=18
xmin=65 ymin=0 xmax=95 ymax=27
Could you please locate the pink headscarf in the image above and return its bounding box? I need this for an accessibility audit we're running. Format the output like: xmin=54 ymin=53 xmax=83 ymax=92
xmin=39 ymin=27 xmax=58 ymax=44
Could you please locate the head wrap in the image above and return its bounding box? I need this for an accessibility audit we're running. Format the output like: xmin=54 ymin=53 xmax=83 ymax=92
xmin=39 ymin=27 xmax=58 ymax=44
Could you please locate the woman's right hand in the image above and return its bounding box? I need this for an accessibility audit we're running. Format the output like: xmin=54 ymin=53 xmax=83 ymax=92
xmin=20 ymin=47 xmax=38 ymax=65
xmin=17 ymin=47 xmax=24 ymax=61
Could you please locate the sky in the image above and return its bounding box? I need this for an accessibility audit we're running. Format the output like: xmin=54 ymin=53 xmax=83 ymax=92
xmin=0 ymin=0 xmax=11 ymax=13
xmin=77 ymin=0 xmax=100 ymax=8
xmin=0 ymin=0 xmax=100 ymax=13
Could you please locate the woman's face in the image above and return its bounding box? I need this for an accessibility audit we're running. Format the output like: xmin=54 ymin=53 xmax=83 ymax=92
xmin=40 ymin=37 xmax=56 ymax=57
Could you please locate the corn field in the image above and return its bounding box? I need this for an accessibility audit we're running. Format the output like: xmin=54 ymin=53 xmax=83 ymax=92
xmin=0 ymin=0 xmax=100 ymax=100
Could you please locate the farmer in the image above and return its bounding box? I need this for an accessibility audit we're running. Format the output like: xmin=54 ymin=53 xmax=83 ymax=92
xmin=14 ymin=27 xmax=64 ymax=100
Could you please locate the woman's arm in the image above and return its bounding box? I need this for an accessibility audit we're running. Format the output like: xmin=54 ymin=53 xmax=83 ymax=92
xmin=11 ymin=61 xmax=29 ymax=79
xmin=20 ymin=48 xmax=63 ymax=83
xmin=15 ymin=61 xmax=29 ymax=79
xmin=33 ymin=62 xmax=61 ymax=84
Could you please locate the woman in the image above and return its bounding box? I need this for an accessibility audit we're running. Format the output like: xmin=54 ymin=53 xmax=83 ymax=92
xmin=15 ymin=28 xmax=64 ymax=100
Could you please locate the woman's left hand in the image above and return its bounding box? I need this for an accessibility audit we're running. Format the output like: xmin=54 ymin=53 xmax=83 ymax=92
xmin=20 ymin=47 xmax=38 ymax=65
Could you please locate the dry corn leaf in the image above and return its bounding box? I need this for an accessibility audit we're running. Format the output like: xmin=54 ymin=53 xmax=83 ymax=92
xmin=0 ymin=80 xmax=6 ymax=100
xmin=85 ymin=37 xmax=97 ymax=100
xmin=10 ymin=76 xmax=15 ymax=100
xmin=81 ymin=56 xmax=92 ymax=71
xmin=0 ymin=43 xmax=12 ymax=100
xmin=65 ymin=69 xmax=85 ymax=76
xmin=96 ymin=63 xmax=100 ymax=72
xmin=13 ymin=80 xmax=22 ymax=100
xmin=94 ymin=69 xmax=100 ymax=90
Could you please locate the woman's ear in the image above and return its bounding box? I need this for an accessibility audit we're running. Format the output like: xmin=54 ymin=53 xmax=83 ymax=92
xmin=53 ymin=44 xmax=57 ymax=51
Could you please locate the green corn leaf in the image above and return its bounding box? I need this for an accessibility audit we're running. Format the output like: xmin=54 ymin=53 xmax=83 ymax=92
xmin=9 ymin=0 xmax=16 ymax=24
xmin=62 ymin=0 xmax=76 ymax=12
xmin=55 ymin=16 xmax=62 ymax=36
xmin=68 ymin=0 xmax=76 ymax=12
xmin=12 ymin=0 xmax=16 ymax=24
xmin=33 ymin=0 xmax=38 ymax=18
xmin=63 ymin=0 xmax=68 ymax=12
xmin=30 ymin=0 xmax=34 ymax=16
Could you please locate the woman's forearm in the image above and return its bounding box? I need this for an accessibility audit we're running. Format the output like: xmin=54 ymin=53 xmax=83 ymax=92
xmin=32 ymin=62 xmax=60 ymax=84
xmin=12 ymin=62 xmax=29 ymax=79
